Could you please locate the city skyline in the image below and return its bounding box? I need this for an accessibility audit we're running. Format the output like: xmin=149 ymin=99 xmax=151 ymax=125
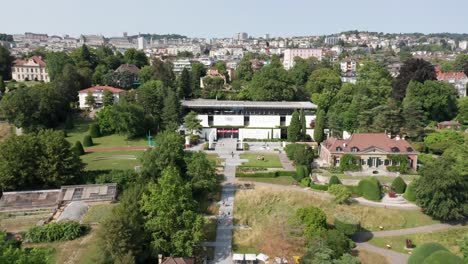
xmin=1 ymin=0 xmax=467 ymax=38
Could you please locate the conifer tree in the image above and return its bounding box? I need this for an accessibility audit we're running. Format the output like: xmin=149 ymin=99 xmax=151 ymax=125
xmin=314 ymin=109 xmax=325 ymax=143
xmin=288 ymin=110 xmax=301 ymax=142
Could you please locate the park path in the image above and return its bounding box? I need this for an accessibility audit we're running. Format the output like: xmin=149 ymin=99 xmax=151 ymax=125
xmin=355 ymin=242 xmax=409 ymax=264
xmin=84 ymin=146 xmax=150 ymax=153
xmin=278 ymin=152 xmax=295 ymax=171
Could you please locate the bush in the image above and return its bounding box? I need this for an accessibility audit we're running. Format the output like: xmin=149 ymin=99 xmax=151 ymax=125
xmin=243 ymin=143 xmax=249 ymax=150
xmin=295 ymin=165 xmax=309 ymax=181
xmin=408 ymin=243 xmax=449 ymax=264
xmin=285 ymin=143 xmax=314 ymax=166
xmin=300 ymin=177 xmax=311 ymax=187
xmin=310 ymin=183 xmax=328 ymax=191
xmin=391 ymin=176 xmax=407 ymax=194
xmin=189 ymin=134 xmax=199 ymax=145
xmin=295 ymin=206 xmax=327 ymax=238
xmin=334 ymin=212 xmax=360 ymax=235
xmin=404 ymin=180 xmax=418 ymax=202
xmin=202 ymin=142 xmax=209 ymax=150
xmin=25 ymin=221 xmax=89 ymax=243
xmin=328 ymin=185 xmax=351 ymax=204
xmin=339 ymin=154 xmax=361 ymax=172
xmin=64 ymin=114 xmax=74 ymax=130
xmin=236 ymin=171 xmax=278 ymax=178
xmin=72 ymin=141 xmax=85 ymax=156
xmin=89 ymin=123 xmax=101 ymax=138
xmin=276 ymin=171 xmax=296 ymax=177
xmin=358 ymin=178 xmax=381 ymax=201
xmin=83 ymin=135 xmax=93 ymax=147
xmin=96 ymin=170 xmax=137 ymax=191
xmin=329 ymin=175 xmax=341 ymax=186
xmin=423 ymin=250 xmax=463 ymax=264
xmin=318 ymin=229 xmax=354 ymax=259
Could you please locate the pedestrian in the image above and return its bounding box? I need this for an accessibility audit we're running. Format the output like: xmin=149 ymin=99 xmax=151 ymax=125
xmin=231 ymin=151 xmax=234 ymax=158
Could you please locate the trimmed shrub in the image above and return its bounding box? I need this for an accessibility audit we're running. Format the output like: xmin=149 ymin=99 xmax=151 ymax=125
xmin=202 ymin=142 xmax=209 ymax=150
xmin=300 ymin=177 xmax=311 ymax=187
xmin=334 ymin=212 xmax=361 ymax=235
xmin=189 ymin=134 xmax=199 ymax=145
xmin=243 ymin=143 xmax=249 ymax=150
xmin=277 ymin=171 xmax=296 ymax=177
xmin=25 ymin=221 xmax=89 ymax=243
xmin=358 ymin=178 xmax=381 ymax=201
xmin=72 ymin=141 xmax=85 ymax=156
xmin=391 ymin=176 xmax=407 ymax=194
xmin=329 ymin=175 xmax=341 ymax=186
xmin=310 ymin=183 xmax=328 ymax=191
xmin=89 ymin=123 xmax=101 ymax=138
xmin=285 ymin=143 xmax=314 ymax=166
xmin=423 ymin=250 xmax=463 ymax=264
xmin=83 ymin=135 xmax=93 ymax=147
xmin=236 ymin=171 xmax=278 ymax=178
xmin=64 ymin=114 xmax=74 ymax=130
xmin=295 ymin=165 xmax=309 ymax=181
xmin=328 ymin=184 xmax=351 ymax=204
xmin=408 ymin=243 xmax=450 ymax=264
xmin=404 ymin=180 xmax=418 ymax=202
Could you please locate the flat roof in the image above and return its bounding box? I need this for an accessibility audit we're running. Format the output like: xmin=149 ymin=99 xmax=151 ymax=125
xmin=181 ymin=99 xmax=317 ymax=109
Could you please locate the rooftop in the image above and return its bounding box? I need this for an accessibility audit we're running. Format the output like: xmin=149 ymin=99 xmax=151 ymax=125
xmin=322 ymin=133 xmax=417 ymax=154
xmin=79 ymin=86 xmax=126 ymax=94
xmin=181 ymin=99 xmax=317 ymax=110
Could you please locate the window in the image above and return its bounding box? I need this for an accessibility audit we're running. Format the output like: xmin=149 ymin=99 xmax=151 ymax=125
xmin=407 ymin=147 xmax=413 ymax=152
xmin=391 ymin=147 xmax=400 ymax=153
xmin=351 ymin=147 xmax=359 ymax=152
xmin=384 ymin=159 xmax=390 ymax=166
xmin=336 ymin=147 xmax=342 ymax=152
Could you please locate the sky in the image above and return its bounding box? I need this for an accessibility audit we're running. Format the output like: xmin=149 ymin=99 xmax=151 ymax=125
xmin=1 ymin=0 xmax=467 ymax=38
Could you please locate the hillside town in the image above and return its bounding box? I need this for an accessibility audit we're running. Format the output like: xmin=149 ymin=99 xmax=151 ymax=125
xmin=0 ymin=2 xmax=467 ymax=264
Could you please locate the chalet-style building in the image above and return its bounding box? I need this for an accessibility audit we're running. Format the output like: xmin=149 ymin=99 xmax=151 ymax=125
xmin=11 ymin=56 xmax=49 ymax=82
xmin=78 ymin=86 xmax=125 ymax=109
xmin=437 ymin=121 xmax=461 ymax=130
xmin=319 ymin=133 xmax=418 ymax=172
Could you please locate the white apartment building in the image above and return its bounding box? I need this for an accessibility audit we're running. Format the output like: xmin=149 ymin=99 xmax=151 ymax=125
xmin=181 ymin=99 xmax=317 ymax=141
xmin=459 ymin=41 xmax=468 ymax=50
xmin=78 ymin=86 xmax=125 ymax=109
xmin=11 ymin=56 xmax=49 ymax=82
xmin=282 ymin=48 xmax=323 ymax=70
xmin=173 ymin=59 xmax=192 ymax=74
xmin=340 ymin=58 xmax=357 ymax=72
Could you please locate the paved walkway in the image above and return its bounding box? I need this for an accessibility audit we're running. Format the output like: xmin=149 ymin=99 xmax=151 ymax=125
xmin=355 ymin=242 xmax=409 ymax=264
xmin=278 ymin=153 xmax=295 ymax=171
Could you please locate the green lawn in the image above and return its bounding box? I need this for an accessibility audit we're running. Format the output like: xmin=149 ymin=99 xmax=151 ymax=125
xmin=65 ymin=117 xmax=147 ymax=149
xmin=203 ymin=218 xmax=217 ymax=241
xmin=82 ymin=204 xmax=116 ymax=224
xmin=239 ymin=153 xmax=283 ymax=168
xmin=207 ymin=153 xmax=225 ymax=167
xmin=81 ymin=151 xmax=144 ymax=171
xmin=368 ymin=226 xmax=468 ymax=255
xmin=238 ymin=176 xmax=296 ymax=186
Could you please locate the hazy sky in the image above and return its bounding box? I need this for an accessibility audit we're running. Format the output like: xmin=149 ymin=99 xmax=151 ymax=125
xmin=1 ymin=0 xmax=466 ymax=38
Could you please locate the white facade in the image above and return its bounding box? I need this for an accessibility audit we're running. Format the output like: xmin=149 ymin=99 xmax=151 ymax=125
xmin=283 ymin=48 xmax=323 ymax=70
xmin=173 ymin=59 xmax=192 ymax=74
xmin=12 ymin=56 xmax=49 ymax=82
xmin=78 ymin=86 xmax=125 ymax=109
xmin=459 ymin=41 xmax=468 ymax=50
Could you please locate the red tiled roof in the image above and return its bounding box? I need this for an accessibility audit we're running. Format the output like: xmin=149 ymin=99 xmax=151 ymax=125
xmin=322 ymin=133 xmax=416 ymax=154
xmin=79 ymin=86 xmax=125 ymax=94
xmin=13 ymin=56 xmax=46 ymax=67
xmin=161 ymin=257 xmax=195 ymax=264
xmin=437 ymin=71 xmax=467 ymax=81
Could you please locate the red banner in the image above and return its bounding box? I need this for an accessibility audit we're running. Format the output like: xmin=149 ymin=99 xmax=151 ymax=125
xmin=218 ymin=129 xmax=239 ymax=133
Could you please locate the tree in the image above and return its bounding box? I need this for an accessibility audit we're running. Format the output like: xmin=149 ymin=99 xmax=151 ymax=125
xmin=45 ymin=51 xmax=74 ymax=81
xmin=300 ymin=109 xmax=307 ymax=141
xmin=202 ymin=77 xmax=225 ymax=98
xmin=103 ymin=70 xmax=136 ymax=89
xmin=314 ymin=109 xmax=325 ymax=143
xmin=141 ymin=132 xmax=185 ymax=179
xmin=140 ymin=166 xmax=204 ymax=256
xmin=393 ymin=58 xmax=436 ymax=101
xmin=401 ymin=97 xmax=426 ymax=140
xmin=370 ymin=99 xmax=403 ymax=136
xmin=85 ymin=91 xmax=96 ymax=108
xmin=293 ymin=206 xmax=327 ymax=239
xmin=0 ymin=130 xmax=83 ymax=190
xmin=249 ymin=56 xmax=293 ymax=101
xmin=235 ymin=56 xmax=254 ymax=81
xmin=83 ymin=135 xmax=93 ymax=147
xmin=92 ymin=64 xmax=108 ymax=85
xmin=0 ymin=46 xmax=13 ymax=80
xmin=53 ymin=63 xmax=83 ymax=106
xmin=179 ymin=67 xmax=192 ymax=98
xmin=415 ymin=157 xmax=468 ymax=221
xmin=424 ymin=130 xmax=464 ymax=155
xmin=186 ymin=151 xmax=218 ymax=196
xmin=456 ymin=97 xmax=468 ymax=125
xmin=453 ymin=53 xmax=468 ymax=76
xmin=0 ymin=76 xmax=5 ymax=94
xmin=161 ymin=90 xmax=180 ymax=131
xmin=103 ymin=89 xmax=115 ymax=106
xmin=328 ymin=185 xmax=351 ymax=204
xmin=0 ymin=231 xmax=51 ymax=264
xmin=96 ymin=103 xmax=147 ymax=138
xmin=184 ymin=111 xmax=202 ymax=134
xmin=289 ymin=57 xmax=319 ymax=86
xmin=123 ymin=48 xmax=148 ymax=68
xmin=391 ymin=176 xmax=407 ymax=194
xmin=306 ymin=68 xmax=342 ymax=112
xmin=287 ymin=110 xmax=301 ymax=142
xmin=139 ymin=58 xmax=175 ymax=87
xmin=191 ymin=62 xmax=206 ymax=96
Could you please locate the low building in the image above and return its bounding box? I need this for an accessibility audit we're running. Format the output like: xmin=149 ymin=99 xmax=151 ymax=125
xmin=116 ymin=63 xmax=140 ymax=82
xmin=319 ymin=133 xmax=418 ymax=172
xmin=173 ymin=59 xmax=192 ymax=74
xmin=340 ymin=58 xmax=357 ymax=72
xmin=283 ymin=48 xmax=323 ymax=70
xmin=181 ymin=99 xmax=317 ymax=141
xmin=78 ymin=86 xmax=125 ymax=109
xmin=437 ymin=121 xmax=461 ymax=130
xmin=160 ymin=257 xmax=195 ymax=264
xmin=341 ymin=71 xmax=358 ymax=84
xmin=436 ymin=71 xmax=468 ymax=97
xmin=11 ymin=56 xmax=49 ymax=82
xmin=200 ymin=69 xmax=226 ymax=88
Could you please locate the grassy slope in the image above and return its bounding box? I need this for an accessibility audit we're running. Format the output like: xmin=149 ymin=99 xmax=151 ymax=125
xmin=238 ymin=176 xmax=296 ymax=186
xmin=80 ymin=150 xmax=144 ymax=171
xmin=239 ymin=153 xmax=283 ymax=168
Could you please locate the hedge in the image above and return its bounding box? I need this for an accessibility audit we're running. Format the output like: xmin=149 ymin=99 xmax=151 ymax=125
xmin=295 ymin=165 xmax=309 ymax=181
xmin=329 ymin=175 xmax=341 ymax=186
xmin=243 ymin=143 xmax=249 ymax=150
xmin=334 ymin=212 xmax=360 ymax=235
xmin=358 ymin=178 xmax=381 ymax=201
xmin=26 ymin=221 xmax=89 ymax=243
xmin=408 ymin=243 xmax=449 ymax=264
xmin=236 ymin=170 xmax=297 ymax=178
xmin=300 ymin=177 xmax=311 ymax=187
xmin=83 ymin=135 xmax=93 ymax=147
xmin=391 ymin=176 xmax=407 ymax=194
xmin=423 ymin=250 xmax=463 ymax=264
xmin=404 ymin=180 xmax=418 ymax=202
xmin=72 ymin=141 xmax=85 ymax=156
xmin=89 ymin=123 xmax=101 ymax=138
xmin=277 ymin=171 xmax=296 ymax=177
xmin=310 ymin=183 xmax=328 ymax=191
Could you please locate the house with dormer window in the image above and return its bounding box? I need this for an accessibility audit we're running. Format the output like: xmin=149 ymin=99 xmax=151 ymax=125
xmin=319 ymin=133 xmax=418 ymax=172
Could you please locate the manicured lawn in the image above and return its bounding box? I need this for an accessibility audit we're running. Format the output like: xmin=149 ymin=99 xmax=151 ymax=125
xmin=233 ymin=187 xmax=439 ymax=256
xmin=82 ymin=203 xmax=116 ymax=224
xmin=203 ymin=218 xmax=217 ymax=241
xmin=239 ymin=153 xmax=283 ymax=168
xmin=368 ymin=226 xmax=468 ymax=256
xmin=238 ymin=176 xmax=296 ymax=186
xmin=81 ymin=151 xmax=144 ymax=171
xmin=65 ymin=117 xmax=147 ymax=149
xmin=207 ymin=153 xmax=225 ymax=167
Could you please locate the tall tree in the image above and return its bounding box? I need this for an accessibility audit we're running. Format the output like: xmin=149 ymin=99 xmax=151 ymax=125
xmin=139 ymin=59 xmax=175 ymax=87
xmin=0 ymin=45 xmax=13 ymax=80
xmin=179 ymin=67 xmax=192 ymax=98
xmin=401 ymin=97 xmax=426 ymax=140
xmin=85 ymin=91 xmax=96 ymax=108
xmin=457 ymin=97 xmax=468 ymax=125
xmin=45 ymin=51 xmax=74 ymax=81
xmin=161 ymin=90 xmax=180 ymax=131
xmin=102 ymin=89 xmax=115 ymax=107
xmin=393 ymin=58 xmax=436 ymax=101
xmin=300 ymin=109 xmax=307 ymax=141
xmin=306 ymin=68 xmax=341 ymax=112
xmin=235 ymin=56 xmax=254 ymax=81
xmin=314 ymin=109 xmax=325 ymax=143
xmin=289 ymin=57 xmax=319 ymax=86
xmin=184 ymin=111 xmax=202 ymax=134
xmin=191 ymin=62 xmax=206 ymax=97
xmin=123 ymin=48 xmax=149 ymax=68
xmin=287 ymin=110 xmax=301 ymax=142
xmin=249 ymin=56 xmax=293 ymax=101
xmin=186 ymin=151 xmax=218 ymax=196
xmin=371 ymin=99 xmax=403 ymax=136
xmin=140 ymin=166 xmax=204 ymax=256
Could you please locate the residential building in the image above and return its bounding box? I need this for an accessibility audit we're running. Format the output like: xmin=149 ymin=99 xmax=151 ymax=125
xmin=341 ymin=71 xmax=358 ymax=84
xmin=115 ymin=64 xmax=140 ymax=82
xmin=340 ymin=58 xmax=357 ymax=72
xmin=283 ymin=48 xmax=323 ymax=69
xmin=181 ymin=99 xmax=317 ymax=141
xmin=437 ymin=121 xmax=461 ymax=130
xmin=319 ymin=133 xmax=418 ymax=172
xmin=436 ymin=71 xmax=468 ymax=97
xmin=324 ymin=36 xmax=340 ymax=45
xmin=173 ymin=59 xmax=192 ymax=74
xmin=78 ymin=86 xmax=125 ymax=109
xmin=200 ymin=69 xmax=226 ymax=88
xmin=79 ymin=35 xmax=105 ymax=47
xmin=459 ymin=40 xmax=468 ymax=50
xmin=11 ymin=56 xmax=49 ymax=82
xmin=234 ymin=32 xmax=248 ymax=41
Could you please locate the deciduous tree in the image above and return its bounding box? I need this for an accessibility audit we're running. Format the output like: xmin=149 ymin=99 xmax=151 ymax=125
xmin=393 ymin=58 xmax=436 ymax=101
